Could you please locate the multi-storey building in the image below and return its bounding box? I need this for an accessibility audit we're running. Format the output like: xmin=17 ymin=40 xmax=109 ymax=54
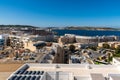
xmin=0 ymin=34 xmax=9 ymax=50
xmin=59 ymin=34 xmax=75 ymax=44
xmin=76 ymin=35 xmax=119 ymax=43
xmin=59 ymin=34 xmax=120 ymax=44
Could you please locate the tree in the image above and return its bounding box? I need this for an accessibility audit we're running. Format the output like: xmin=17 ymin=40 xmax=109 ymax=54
xmin=89 ymin=46 xmax=97 ymax=51
xmin=114 ymin=46 xmax=120 ymax=57
xmin=115 ymin=46 xmax=120 ymax=54
xmin=69 ymin=44 xmax=75 ymax=52
xmin=103 ymin=43 xmax=110 ymax=49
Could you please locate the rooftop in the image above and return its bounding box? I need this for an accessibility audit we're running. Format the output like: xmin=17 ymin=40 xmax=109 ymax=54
xmin=114 ymin=57 xmax=120 ymax=62
xmin=110 ymin=76 xmax=120 ymax=80
xmin=7 ymin=63 xmax=120 ymax=80
xmin=90 ymin=73 xmax=105 ymax=80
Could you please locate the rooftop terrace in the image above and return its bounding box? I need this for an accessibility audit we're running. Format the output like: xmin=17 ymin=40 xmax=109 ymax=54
xmin=7 ymin=63 xmax=120 ymax=80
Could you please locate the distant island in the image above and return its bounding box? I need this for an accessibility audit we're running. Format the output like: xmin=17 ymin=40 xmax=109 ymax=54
xmin=0 ymin=25 xmax=119 ymax=31
xmin=0 ymin=25 xmax=37 ymax=28
xmin=60 ymin=26 xmax=119 ymax=31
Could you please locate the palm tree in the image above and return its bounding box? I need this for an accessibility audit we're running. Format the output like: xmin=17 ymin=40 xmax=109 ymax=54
xmin=103 ymin=43 xmax=110 ymax=49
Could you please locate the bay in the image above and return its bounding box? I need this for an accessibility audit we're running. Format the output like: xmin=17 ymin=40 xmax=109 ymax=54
xmin=53 ymin=30 xmax=120 ymax=36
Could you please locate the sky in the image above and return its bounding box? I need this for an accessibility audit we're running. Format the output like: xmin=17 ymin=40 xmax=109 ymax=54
xmin=0 ymin=0 xmax=120 ymax=27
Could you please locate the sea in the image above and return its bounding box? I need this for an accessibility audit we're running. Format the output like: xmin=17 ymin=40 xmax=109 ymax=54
xmin=53 ymin=30 xmax=120 ymax=36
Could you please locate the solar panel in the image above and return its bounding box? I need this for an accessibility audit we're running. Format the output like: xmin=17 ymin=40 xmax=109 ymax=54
xmin=41 ymin=71 xmax=44 ymax=75
xmin=21 ymin=65 xmax=29 ymax=71
xmin=19 ymin=76 xmax=24 ymax=80
xmin=25 ymin=76 xmax=31 ymax=80
xmin=32 ymin=71 xmax=36 ymax=75
xmin=19 ymin=76 xmax=27 ymax=80
xmin=35 ymin=76 xmax=41 ymax=80
xmin=15 ymin=71 xmax=21 ymax=74
xmin=33 ymin=76 xmax=36 ymax=79
xmin=28 ymin=71 xmax=32 ymax=75
xmin=30 ymin=76 xmax=36 ymax=80
xmin=36 ymin=71 xmax=40 ymax=75
xmin=31 ymin=71 xmax=34 ymax=75
xmin=8 ymin=76 xmax=17 ymax=80
xmin=24 ymin=71 xmax=28 ymax=74
xmin=23 ymin=76 xmax=27 ymax=80
xmin=19 ymin=70 xmax=25 ymax=74
xmin=9 ymin=70 xmax=44 ymax=80
xmin=14 ymin=76 xmax=22 ymax=80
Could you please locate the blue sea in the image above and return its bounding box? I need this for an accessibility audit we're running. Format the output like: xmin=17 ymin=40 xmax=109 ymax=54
xmin=53 ymin=30 xmax=120 ymax=36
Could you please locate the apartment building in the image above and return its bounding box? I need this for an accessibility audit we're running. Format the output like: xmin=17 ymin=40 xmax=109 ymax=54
xmin=59 ymin=34 xmax=75 ymax=44
xmin=52 ymin=43 xmax=65 ymax=63
xmin=0 ymin=34 xmax=9 ymax=50
xmin=98 ymin=42 xmax=120 ymax=49
xmin=59 ymin=34 xmax=119 ymax=44
xmin=36 ymin=43 xmax=65 ymax=64
xmin=21 ymin=29 xmax=54 ymax=42
xmin=76 ymin=36 xmax=119 ymax=43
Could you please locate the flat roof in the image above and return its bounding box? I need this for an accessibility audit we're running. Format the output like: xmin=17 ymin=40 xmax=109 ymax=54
xmin=26 ymin=64 xmax=120 ymax=77
xmin=7 ymin=64 xmax=120 ymax=80
xmin=90 ymin=73 xmax=105 ymax=80
xmin=114 ymin=57 xmax=120 ymax=62
xmin=76 ymin=36 xmax=97 ymax=39
xmin=110 ymin=76 xmax=120 ymax=80
xmin=0 ymin=64 xmax=23 ymax=72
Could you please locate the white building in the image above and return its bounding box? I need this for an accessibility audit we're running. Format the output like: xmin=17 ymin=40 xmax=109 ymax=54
xmin=76 ymin=35 xmax=119 ymax=43
xmin=7 ymin=63 xmax=120 ymax=80
xmin=78 ymin=43 xmax=98 ymax=49
xmin=60 ymin=34 xmax=75 ymax=44
xmin=112 ymin=57 xmax=120 ymax=65
xmin=29 ymin=35 xmax=54 ymax=42
xmin=0 ymin=34 xmax=9 ymax=50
